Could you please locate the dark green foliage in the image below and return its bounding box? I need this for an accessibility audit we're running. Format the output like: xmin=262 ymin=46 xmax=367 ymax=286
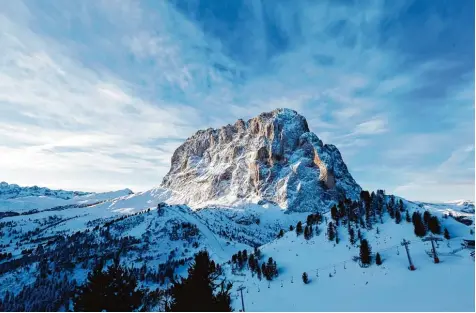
xmin=168 ymin=251 xmax=232 ymax=312
xmin=331 ymin=205 xmax=339 ymax=222
xmin=302 ymin=272 xmax=309 ymax=284
xmin=398 ymin=199 xmax=405 ymax=212
xmin=412 ymin=212 xmax=427 ymax=237
xmin=444 ymin=227 xmax=450 ymax=240
xmin=428 ymin=216 xmax=441 ymax=234
xmin=296 ymin=221 xmax=303 ymax=236
xmin=359 ymin=239 xmax=372 ymax=265
xmin=262 ymin=257 xmax=278 ymax=280
xmin=395 ymin=209 xmax=402 ymax=224
xmin=405 ymin=211 xmax=411 ymax=223
xmin=306 ymin=213 xmax=322 ymax=226
xmin=277 ymin=229 xmax=285 ymax=238
xmin=304 ymin=225 xmax=314 ymax=240
xmin=423 ymin=211 xmax=432 ymax=227
xmin=348 ymin=226 xmax=356 ymax=245
xmin=388 ymin=196 xmax=395 ymax=219
xmin=73 ymin=260 xmax=145 ymax=312
xmin=375 ymin=252 xmax=382 ymax=265
xmin=289 ymin=225 xmax=294 ymax=231
xmin=327 ymin=222 xmax=335 ymax=241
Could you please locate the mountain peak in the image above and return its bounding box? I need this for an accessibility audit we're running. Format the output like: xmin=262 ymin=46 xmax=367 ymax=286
xmin=161 ymin=109 xmax=361 ymax=210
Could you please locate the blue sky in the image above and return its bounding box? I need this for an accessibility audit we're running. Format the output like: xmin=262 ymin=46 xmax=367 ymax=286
xmin=0 ymin=0 xmax=474 ymax=202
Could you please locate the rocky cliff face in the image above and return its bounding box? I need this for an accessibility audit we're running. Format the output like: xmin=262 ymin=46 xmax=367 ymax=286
xmin=161 ymin=108 xmax=361 ymax=211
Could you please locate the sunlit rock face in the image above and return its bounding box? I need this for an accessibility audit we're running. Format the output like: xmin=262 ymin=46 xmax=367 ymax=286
xmin=161 ymin=108 xmax=361 ymax=211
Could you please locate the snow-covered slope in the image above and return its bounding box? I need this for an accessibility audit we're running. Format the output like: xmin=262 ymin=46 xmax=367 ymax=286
xmin=0 ymin=182 xmax=91 ymax=200
xmin=162 ymin=108 xmax=361 ymax=211
xmin=225 ymin=201 xmax=475 ymax=312
xmin=0 ymin=182 xmax=133 ymax=213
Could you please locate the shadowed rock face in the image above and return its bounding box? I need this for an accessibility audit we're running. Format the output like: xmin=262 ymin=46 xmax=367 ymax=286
xmin=161 ymin=108 xmax=361 ymax=211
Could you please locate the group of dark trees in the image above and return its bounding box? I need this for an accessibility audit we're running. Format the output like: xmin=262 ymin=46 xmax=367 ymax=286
xmin=73 ymin=259 xmax=145 ymax=311
xmin=168 ymin=251 xmax=232 ymax=311
xmin=230 ymin=247 xmax=278 ymax=281
xmin=412 ymin=210 xmax=443 ymax=237
xmin=0 ymin=252 xmax=12 ymax=261
xmin=70 ymin=250 xmax=233 ymax=312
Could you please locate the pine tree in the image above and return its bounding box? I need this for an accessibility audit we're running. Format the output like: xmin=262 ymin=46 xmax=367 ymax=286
xmin=327 ymin=222 xmax=335 ymax=241
xmin=304 ymin=226 xmax=310 ymax=240
xmin=375 ymin=252 xmax=382 ymax=265
xmin=359 ymin=239 xmax=372 ymax=266
xmin=331 ymin=205 xmax=339 ymax=222
xmin=254 ymin=247 xmax=261 ymax=260
xmin=412 ymin=212 xmax=427 ymax=237
xmin=388 ymin=196 xmax=395 ymax=219
xmin=73 ymin=260 xmax=145 ymax=312
xmin=423 ymin=211 xmax=432 ymax=227
xmin=348 ymin=226 xmax=356 ymax=245
xmin=296 ymin=222 xmax=303 ymax=236
xmin=302 ymin=272 xmax=309 ymax=284
xmin=168 ymin=251 xmax=232 ymax=312
xmin=395 ymin=209 xmax=402 ymax=224
xmin=405 ymin=211 xmax=411 ymax=223
xmin=428 ymin=216 xmax=441 ymax=234
xmin=277 ymin=229 xmax=284 ymax=238
xmin=444 ymin=227 xmax=450 ymax=240
xmin=398 ymin=199 xmax=405 ymax=212
xmin=289 ymin=225 xmax=294 ymax=231
xmin=248 ymin=254 xmax=255 ymax=272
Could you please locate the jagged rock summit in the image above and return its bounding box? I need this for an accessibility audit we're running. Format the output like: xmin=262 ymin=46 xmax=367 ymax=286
xmin=161 ymin=108 xmax=361 ymax=211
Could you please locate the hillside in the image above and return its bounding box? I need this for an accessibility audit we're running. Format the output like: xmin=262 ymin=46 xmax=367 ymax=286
xmin=225 ymin=199 xmax=475 ymax=311
xmin=0 ymin=109 xmax=474 ymax=311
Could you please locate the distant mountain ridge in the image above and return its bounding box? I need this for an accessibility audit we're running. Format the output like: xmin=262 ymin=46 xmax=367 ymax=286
xmin=0 ymin=181 xmax=92 ymax=200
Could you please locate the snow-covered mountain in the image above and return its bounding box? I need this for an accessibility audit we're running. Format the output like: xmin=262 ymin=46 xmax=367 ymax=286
xmin=0 ymin=109 xmax=474 ymax=311
xmin=162 ymin=108 xmax=362 ymax=211
xmin=0 ymin=182 xmax=91 ymax=200
xmin=0 ymin=182 xmax=134 ymax=214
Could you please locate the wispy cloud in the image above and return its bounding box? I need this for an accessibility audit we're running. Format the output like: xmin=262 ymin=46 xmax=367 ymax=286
xmin=0 ymin=0 xmax=473 ymax=201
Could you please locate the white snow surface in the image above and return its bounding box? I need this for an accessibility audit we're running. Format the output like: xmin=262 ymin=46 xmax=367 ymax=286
xmin=226 ymin=201 xmax=475 ymax=312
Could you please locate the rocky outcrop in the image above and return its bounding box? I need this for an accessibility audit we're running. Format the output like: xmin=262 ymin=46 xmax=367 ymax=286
xmin=161 ymin=108 xmax=361 ymax=211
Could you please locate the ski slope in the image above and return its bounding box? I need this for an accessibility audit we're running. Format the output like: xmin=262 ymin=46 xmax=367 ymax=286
xmin=227 ymin=205 xmax=475 ymax=312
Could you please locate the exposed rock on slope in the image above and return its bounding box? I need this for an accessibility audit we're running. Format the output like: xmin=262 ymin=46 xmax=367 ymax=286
xmin=161 ymin=108 xmax=361 ymax=211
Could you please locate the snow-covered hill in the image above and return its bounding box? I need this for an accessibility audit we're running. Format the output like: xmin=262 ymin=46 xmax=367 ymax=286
xmin=225 ymin=200 xmax=475 ymax=312
xmin=0 ymin=182 xmax=134 ymax=214
xmin=0 ymin=182 xmax=91 ymax=200
xmin=0 ymin=109 xmax=474 ymax=311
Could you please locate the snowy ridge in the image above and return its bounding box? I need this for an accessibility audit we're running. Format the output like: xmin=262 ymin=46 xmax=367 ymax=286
xmin=0 ymin=182 xmax=92 ymax=200
xmin=0 ymin=182 xmax=134 ymax=213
